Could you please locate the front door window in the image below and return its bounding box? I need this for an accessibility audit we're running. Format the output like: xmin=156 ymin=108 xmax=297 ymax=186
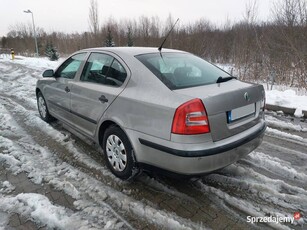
xmin=55 ymin=53 xmax=86 ymax=79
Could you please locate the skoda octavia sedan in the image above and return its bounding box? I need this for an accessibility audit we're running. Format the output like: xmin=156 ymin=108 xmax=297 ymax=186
xmin=36 ymin=47 xmax=266 ymax=180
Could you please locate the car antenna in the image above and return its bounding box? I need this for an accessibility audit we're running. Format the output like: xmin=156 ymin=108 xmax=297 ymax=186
xmin=158 ymin=18 xmax=179 ymax=53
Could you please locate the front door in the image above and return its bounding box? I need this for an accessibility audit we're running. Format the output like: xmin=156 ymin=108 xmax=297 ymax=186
xmin=45 ymin=53 xmax=87 ymax=124
xmin=70 ymin=52 xmax=128 ymax=137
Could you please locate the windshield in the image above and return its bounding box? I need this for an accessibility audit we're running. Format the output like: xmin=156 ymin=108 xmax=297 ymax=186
xmin=135 ymin=52 xmax=231 ymax=90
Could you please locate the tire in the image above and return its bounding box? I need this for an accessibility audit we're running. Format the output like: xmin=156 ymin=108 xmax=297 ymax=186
xmin=37 ymin=92 xmax=55 ymax=123
xmin=103 ymin=125 xmax=139 ymax=180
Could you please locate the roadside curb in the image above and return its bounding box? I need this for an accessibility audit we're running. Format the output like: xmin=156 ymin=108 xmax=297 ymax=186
xmin=266 ymin=104 xmax=307 ymax=118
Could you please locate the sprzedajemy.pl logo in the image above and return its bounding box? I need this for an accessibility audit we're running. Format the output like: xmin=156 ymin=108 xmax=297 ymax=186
xmin=247 ymin=212 xmax=302 ymax=225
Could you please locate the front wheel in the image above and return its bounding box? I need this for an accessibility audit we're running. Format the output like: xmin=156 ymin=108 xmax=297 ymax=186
xmin=37 ymin=92 xmax=55 ymax=122
xmin=103 ymin=126 xmax=139 ymax=180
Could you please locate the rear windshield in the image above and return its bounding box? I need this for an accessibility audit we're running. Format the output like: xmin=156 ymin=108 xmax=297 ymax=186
xmin=136 ymin=53 xmax=231 ymax=90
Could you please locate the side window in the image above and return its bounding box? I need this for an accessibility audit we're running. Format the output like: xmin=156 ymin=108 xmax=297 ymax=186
xmin=106 ymin=59 xmax=127 ymax=86
xmin=55 ymin=53 xmax=86 ymax=79
xmin=81 ymin=52 xmax=127 ymax=87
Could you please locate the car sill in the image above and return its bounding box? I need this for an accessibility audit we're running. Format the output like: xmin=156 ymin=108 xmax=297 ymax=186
xmin=48 ymin=100 xmax=97 ymax=124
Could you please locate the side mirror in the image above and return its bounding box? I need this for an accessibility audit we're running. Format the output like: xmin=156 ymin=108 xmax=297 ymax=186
xmin=42 ymin=69 xmax=54 ymax=78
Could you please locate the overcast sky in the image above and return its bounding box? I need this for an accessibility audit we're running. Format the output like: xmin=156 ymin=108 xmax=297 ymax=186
xmin=0 ymin=0 xmax=275 ymax=36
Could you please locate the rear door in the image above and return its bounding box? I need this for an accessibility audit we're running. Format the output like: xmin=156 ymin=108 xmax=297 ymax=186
xmin=70 ymin=52 xmax=128 ymax=137
xmin=45 ymin=53 xmax=87 ymax=124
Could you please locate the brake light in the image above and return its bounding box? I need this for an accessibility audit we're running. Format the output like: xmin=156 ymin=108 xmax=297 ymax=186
xmin=172 ymin=99 xmax=210 ymax=135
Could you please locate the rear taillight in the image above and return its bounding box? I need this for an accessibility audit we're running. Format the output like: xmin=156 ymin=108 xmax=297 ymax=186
xmin=171 ymin=98 xmax=210 ymax=135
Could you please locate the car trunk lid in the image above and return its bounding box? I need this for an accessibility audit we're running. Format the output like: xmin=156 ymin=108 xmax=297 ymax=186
xmin=174 ymin=80 xmax=265 ymax=141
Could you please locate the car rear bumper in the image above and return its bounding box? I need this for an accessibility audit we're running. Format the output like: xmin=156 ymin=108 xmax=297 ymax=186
xmin=129 ymin=121 xmax=266 ymax=175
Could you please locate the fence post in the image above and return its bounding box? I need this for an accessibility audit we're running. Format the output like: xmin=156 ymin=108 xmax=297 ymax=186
xmin=11 ymin=48 xmax=15 ymax=60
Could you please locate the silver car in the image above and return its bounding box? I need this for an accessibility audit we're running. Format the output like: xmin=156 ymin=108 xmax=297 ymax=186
xmin=36 ymin=47 xmax=266 ymax=180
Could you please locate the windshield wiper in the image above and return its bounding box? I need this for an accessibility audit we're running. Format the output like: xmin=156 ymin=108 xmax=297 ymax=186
xmin=216 ymin=76 xmax=237 ymax=83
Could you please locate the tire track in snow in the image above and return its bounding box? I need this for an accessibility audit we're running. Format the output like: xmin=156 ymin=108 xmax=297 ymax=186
xmin=191 ymin=115 xmax=307 ymax=229
xmin=193 ymin=149 xmax=307 ymax=230
xmin=0 ymin=102 xmax=134 ymax=229
xmin=195 ymin=164 xmax=306 ymax=229
xmin=190 ymin=118 xmax=307 ymax=229
xmin=266 ymin=114 xmax=307 ymax=133
xmin=195 ymin=180 xmax=293 ymax=230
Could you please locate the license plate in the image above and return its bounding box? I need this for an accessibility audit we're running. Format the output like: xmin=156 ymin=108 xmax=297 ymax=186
xmin=227 ymin=103 xmax=255 ymax=123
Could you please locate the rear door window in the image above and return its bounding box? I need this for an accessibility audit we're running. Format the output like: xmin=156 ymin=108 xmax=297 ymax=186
xmin=81 ymin=52 xmax=127 ymax=87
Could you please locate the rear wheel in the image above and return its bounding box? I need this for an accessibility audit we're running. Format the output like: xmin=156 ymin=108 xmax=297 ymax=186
xmin=103 ymin=126 xmax=139 ymax=180
xmin=37 ymin=92 xmax=55 ymax=122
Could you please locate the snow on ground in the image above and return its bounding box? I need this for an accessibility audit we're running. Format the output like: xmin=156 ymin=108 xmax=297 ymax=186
xmin=0 ymin=211 xmax=9 ymax=230
xmin=13 ymin=55 xmax=64 ymax=70
xmin=265 ymin=115 xmax=307 ymax=132
xmin=265 ymin=127 xmax=306 ymax=143
xmin=198 ymin=148 xmax=307 ymax=229
xmin=266 ymin=89 xmax=307 ymax=117
xmin=0 ymin=193 xmax=95 ymax=230
xmin=0 ymin=181 xmax=15 ymax=194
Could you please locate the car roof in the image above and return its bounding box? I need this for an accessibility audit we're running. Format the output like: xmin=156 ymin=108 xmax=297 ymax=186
xmin=81 ymin=47 xmax=187 ymax=56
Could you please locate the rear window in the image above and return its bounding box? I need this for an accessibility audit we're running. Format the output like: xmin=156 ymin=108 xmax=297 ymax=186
xmin=136 ymin=53 xmax=231 ymax=90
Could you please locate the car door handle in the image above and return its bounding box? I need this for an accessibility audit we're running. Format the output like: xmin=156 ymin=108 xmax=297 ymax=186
xmin=99 ymin=95 xmax=108 ymax=103
xmin=65 ymin=86 xmax=70 ymax=93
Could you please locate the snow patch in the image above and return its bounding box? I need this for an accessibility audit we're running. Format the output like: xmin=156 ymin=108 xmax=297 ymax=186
xmin=0 ymin=211 xmax=9 ymax=230
xmin=0 ymin=193 xmax=94 ymax=230
xmin=266 ymin=127 xmax=306 ymax=143
xmin=0 ymin=181 xmax=15 ymax=194
xmin=294 ymin=107 xmax=304 ymax=118
xmin=266 ymin=89 xmax=307 ymax=112
xmin=248 ymin=152 xmax=307 ymax=182
xmin=1 ymin=56 xmax=63 ymax=71
xmin=265 ymin=115 xmax=304 ymax=132
xmin=197 ymin=181 xmax=293 ymax=230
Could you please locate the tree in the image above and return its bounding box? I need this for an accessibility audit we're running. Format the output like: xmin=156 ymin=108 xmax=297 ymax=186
xmin=104 ymin=27 xmax=115 ymax=47
xmin=271 ymin=0 xmax=307 ymax=87
xmin=88 ymin=0 xmax=99 ymax=35
xmin=45 ymin=42 xmax=59 ymax=61
xmin=1 ymin=36 xmax=7 ymax=48
xmin=127 ymin=26 xmax=134 ymax=46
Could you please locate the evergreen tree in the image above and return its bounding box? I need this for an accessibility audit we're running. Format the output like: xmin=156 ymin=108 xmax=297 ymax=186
xmin=45 ymin=42 xmax=59 ymax=61
xmin=127 ymin=27 xmax=134 ymax=47
xmin=1 ymin=36 xmax=7 ymax=48
xmin=104 ymin=27 xmax=115 ymax=47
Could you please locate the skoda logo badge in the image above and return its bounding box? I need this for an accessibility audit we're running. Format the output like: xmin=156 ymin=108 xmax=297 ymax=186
xmin=244 ymin=92 xmax=250 ymax=101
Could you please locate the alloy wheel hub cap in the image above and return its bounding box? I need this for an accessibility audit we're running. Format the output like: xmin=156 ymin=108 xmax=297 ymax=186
xmin=106 ymin=134 xmax=127 ymax=172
